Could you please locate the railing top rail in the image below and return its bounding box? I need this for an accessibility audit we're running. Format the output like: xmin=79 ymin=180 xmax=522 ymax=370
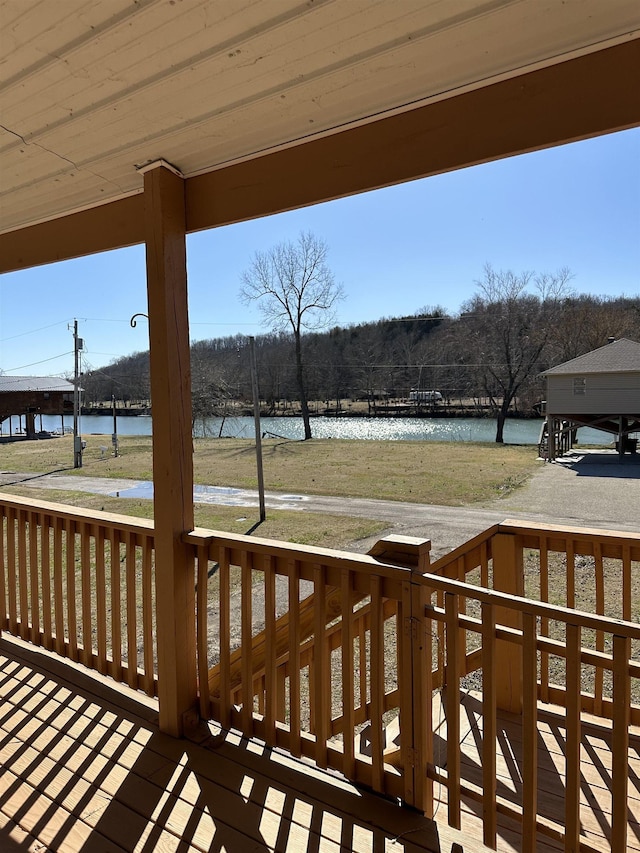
xmin=429 ymin=517 xmax=640 ymax=575
xmin=498 ymin=517 xmax=640 ymax=548
xmin=184 ymin=526 xmax=415 ymax=580
xmin=0 ymin=491 xmax=155 ymax=535
xmin=419 ymin=570 xmax=640 ymax=639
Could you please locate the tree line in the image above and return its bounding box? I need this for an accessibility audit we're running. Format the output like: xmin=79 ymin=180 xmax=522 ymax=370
xmin=81 ymin=288 xmax=640 ymax=442
xmin=80 ymin=232 xmax=640 ymax=442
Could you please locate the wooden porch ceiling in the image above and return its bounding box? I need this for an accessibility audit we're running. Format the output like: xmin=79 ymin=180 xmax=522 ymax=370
xmin=1 ymin=0 xmax=639 ymax=274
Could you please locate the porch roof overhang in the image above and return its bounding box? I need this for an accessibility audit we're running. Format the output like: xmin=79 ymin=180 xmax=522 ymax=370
xmin=1 ymin=0 xmax=639 ymax=275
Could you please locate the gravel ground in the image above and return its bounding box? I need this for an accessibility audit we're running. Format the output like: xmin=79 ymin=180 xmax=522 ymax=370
xmin=350 ymin=448 xmax=640 ymax=558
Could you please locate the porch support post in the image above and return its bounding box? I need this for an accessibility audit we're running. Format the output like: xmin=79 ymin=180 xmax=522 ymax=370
xmin=144 ymin=161 xmax=197 ymax=737
xmin=492 ymin=533 xmax=524 ymax=713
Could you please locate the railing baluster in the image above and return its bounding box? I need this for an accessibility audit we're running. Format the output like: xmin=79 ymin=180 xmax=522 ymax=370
xmin=6 ymin=508 xmax=17 ymax=632
xmin=142 ymin=534 xmax=154 ymax=694
xmin=110 ymin=528 xmax=122 ymax=681
xmin=622 ymin=544 xmax=631 ymax=622
xmin=358 ymin=610 xmax=367 ymax=718
xmin=341 ymin=568 xmax=355 ymax=780
xmin=196 ymin=542 xmax=210 ymax=719
xmin=539 ymin=535 xmax=549 ymax=703
xmin=126 ymin=531 xmax=137 ymax=689
xmin=81 ymin=521 xmax=92 ymax=666
xmin=17 ymin=508 xmax=28 ymax=640
xmin=522 ymin=612 xmax=538 ymax=853
xmin=218 ymin=546 xmax=231 ymax=728
xmin=240 ymin=550 xmax=253 ymax=735
xmin=445 ymin=592 xmax=461 ymax=830
xmin=41 ymin=515 xmax=52 ymax=649
xmin=53 ymin=516 xmax=64 ymax=655
xmin=370 ymin=574 xmax=384 ymax=792
xmin=594 ymin=540 xmax=604 ymax=716
xmin=565 ymin=623 xmax=581 ymax=850
xmin=65 ymin=517 xmax=77 ymax=659
xmin=288 ymin=559 xmax=301 ymax=757
xmin=264 ymin=555 xmax=276 ymax=741
xmin=612 ymin=633 xmax=630 ymax=853
xmin=481 ymin=601 xmax=497 ymax=848
xmin=95 ymin=525 xmax=107 ymax=675
xmin=313 ymin=562 xmax=329 ymax=769
xmin=566 ymin=538 xmax=575 ymax=609
xmin=28 ymin=511 xmax=40 ymax=642
xmin=0 ymin=509 xmax=7 ymax=632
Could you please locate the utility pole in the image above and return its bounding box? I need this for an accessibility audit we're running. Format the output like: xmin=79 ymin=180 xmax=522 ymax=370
xmin=72 ymin=319 xmax=83 ymax=468
xmin=112 ymin=394 xmax=119 ymax=457
xmin=249 ymin=337 xmax=266 ymax=522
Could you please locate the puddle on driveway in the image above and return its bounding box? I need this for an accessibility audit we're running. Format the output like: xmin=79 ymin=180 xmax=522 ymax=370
xmin=111 ymin=481 xmax=306 ymax=509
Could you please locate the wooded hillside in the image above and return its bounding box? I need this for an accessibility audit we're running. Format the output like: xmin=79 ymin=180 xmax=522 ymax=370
xmin=82 ymin=293 xmax=640 ymax=419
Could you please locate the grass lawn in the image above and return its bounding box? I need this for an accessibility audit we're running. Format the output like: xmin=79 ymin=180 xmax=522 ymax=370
xmin=1 ymin=434 xmax=539 ymax=504
xmin=0 ymin=434 xmax=539 ymax=547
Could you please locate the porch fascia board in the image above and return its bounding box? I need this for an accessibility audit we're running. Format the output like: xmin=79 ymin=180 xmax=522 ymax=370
xmin=2 ymin=38 xmax=638 ymax=276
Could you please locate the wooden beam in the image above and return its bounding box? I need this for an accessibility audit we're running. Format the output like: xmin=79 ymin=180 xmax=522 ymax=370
xmin=144 ymin=162 xmax=196 ymax=737
xmin=186 ymin=39 xmax=640 ymax=234
xmin=0 ymin=195 xmax=144 ymax=273
xmin=1 ymin=39 xmax=638 ymax=275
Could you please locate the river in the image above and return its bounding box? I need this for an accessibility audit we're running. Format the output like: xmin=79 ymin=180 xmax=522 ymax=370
xmin=9 ymin=414 xmax=615 ymax=446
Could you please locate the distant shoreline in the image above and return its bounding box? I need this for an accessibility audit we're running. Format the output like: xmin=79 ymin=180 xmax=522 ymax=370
xmin=80 ymin=406 xmax=541 ymax=421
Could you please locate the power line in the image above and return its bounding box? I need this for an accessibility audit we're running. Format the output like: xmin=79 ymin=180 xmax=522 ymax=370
xmin=0 ymin=319 xmax=72 ymax=344
xmin=2 ymin=352 xmax=73 ymax=373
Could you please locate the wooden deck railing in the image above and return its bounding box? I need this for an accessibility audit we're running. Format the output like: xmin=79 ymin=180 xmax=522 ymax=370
xmin=0 ymin=494 xmax=157 ymax=696
xmin=187 ymin=520 xmax=640 ymax=852
xmin=185 ymin=527 xmax=432 ymax=809
xmin=2 ymin=492 xmax=639 ymax=851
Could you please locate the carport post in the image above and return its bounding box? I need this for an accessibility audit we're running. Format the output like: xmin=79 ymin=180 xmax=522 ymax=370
xmin=143 ymin=160 xmax=197 ymax=737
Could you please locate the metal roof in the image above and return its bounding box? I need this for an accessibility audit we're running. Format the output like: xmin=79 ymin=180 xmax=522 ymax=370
xmin=1 ymin=0 xmax=639 ymax=253
xmin=542 ymin=338 xmax=640 ymax=376
xmin=0 ymin=376 xmax=75 ymax=393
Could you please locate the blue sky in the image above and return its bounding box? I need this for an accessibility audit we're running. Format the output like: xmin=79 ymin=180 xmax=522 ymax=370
xmin=1 ymin=127 xmax=638 ymax=378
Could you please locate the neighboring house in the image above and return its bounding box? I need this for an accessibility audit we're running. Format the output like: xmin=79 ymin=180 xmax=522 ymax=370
xmin=0 ymin=375 xmax=75 ymax=437
xmin=541 ymin=338 xmax=640 ymax=458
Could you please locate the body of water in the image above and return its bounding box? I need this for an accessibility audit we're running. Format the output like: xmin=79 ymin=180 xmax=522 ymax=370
xmin=6 ymin=413 xmax=615 ymax=447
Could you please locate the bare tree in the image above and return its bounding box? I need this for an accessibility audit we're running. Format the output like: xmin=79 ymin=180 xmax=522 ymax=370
xmin=462 ymin=263 xmax=574 ymax=443
xmin=240 ymin=232 xmax=344 ymax=439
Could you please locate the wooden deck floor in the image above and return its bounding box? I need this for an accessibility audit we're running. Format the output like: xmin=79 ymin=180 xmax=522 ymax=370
xmin=1 ymin=635 xmax=637 ymax=852
xmin=431 ymin=689 xmax=640 ymax=852
xmin=0 ymin=634 xmax=490 ymax=853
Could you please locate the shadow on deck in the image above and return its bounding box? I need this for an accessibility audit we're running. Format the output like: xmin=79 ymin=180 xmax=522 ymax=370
xmin=432 ymin=690 xmax=640 ymax=852
xmin=0 ymin=635 xmax=483 ymax=853
xmin=3 ymin=634 xmax=637 ymax=852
